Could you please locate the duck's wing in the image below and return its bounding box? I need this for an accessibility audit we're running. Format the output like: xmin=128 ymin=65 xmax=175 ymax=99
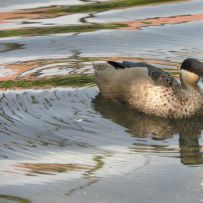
xmin=107 ymin=61 xmax=180 ymax=88
xmin=108 ymin=61 xmax=156 ymax=70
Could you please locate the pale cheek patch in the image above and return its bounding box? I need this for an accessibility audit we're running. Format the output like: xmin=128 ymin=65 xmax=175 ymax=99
xmin=180 ymin=69 xmax=200 ymax=87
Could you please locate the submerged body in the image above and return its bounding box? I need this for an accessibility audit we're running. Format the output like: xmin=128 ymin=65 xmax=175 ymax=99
xmin=93 ymin=59 xmax=203 ymax=118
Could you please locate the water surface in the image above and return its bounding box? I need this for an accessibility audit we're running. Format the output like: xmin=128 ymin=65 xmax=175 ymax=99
xmin=1 ymin=0 xmax=203 ymax=203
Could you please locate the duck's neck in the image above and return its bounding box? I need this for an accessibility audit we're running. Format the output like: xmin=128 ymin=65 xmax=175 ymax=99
xmin=180 ymin=69 xmax=200 ymax=91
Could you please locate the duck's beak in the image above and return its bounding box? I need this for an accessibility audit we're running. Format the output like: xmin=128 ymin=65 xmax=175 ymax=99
xmin=181 ymin=58 xmax=203 ymax=76
xmin=197 ymin=76 xmax=203 ymax=91
xmin=194 ymin=61 xmax=203 ymax=76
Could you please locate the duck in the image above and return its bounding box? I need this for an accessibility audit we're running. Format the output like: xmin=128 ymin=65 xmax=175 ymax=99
xmin=93 ymin=58 xmax=203 ymax=118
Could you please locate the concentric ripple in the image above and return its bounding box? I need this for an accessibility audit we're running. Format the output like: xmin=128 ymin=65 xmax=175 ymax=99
xmin=0 ymin=87 xmax=202 ymax=163
xmin=1 ymin=0 xmax=203 ymax=202
xmin=0 ymin=87 xmax=202 ymax=202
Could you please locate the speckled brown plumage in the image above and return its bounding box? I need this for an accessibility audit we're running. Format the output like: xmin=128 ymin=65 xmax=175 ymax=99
xmin=93 ymin=60 xmax=203 ymax=118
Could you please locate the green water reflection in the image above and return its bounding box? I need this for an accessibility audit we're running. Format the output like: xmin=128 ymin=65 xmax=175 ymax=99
xmin=0 ymin=195 xmax=30 ymax=203
xmin=35 ymin=0 xmax=184 ymax=15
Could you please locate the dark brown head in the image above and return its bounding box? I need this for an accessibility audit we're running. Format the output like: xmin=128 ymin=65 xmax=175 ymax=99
xmin=180 ymin=58 xmax=203 ymax=88
xmin=181 ymin=58 xmax=203 ymax=76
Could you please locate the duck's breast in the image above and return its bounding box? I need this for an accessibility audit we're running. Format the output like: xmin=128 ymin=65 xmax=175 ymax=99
xmin=128 ymin=83 xmax=179 ymax=117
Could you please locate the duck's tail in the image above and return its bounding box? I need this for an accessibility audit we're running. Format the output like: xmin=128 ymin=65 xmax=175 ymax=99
xmin=92 ymin=62 xmax=117 ymax=94
xmin=93 ymin=62 xmax=113 ymax=83
xmin=92 ymin=62 xmax=113 ymax=71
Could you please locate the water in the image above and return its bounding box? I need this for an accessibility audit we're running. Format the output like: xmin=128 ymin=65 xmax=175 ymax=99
xmin=1 ymin=0 xmax=203 ymax=202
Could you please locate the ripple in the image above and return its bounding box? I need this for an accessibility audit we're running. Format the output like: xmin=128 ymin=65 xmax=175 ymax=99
xmin=0 ymin=86 xmax=202 ymax=202
xmin=0 ymin=194 xmax=30 ymax=203
xmin=1 ymin=0 xmax=203 ymax=202
xmin=88 ymin=0 xmax=203 ymax=24
xmin=0 ymin=14 xmax=88 ymax=30
xmin=1 ymin=21 xmax=203 ymax=64
xmin=0 ymin=0 xmax=89 ymax=12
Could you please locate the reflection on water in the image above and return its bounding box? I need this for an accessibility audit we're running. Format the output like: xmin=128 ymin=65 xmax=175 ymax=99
xmin=89 ymin=0 xmax=203 ymax=24
xmin=0 ymin=194 xmax=30 ymax=203
xmin=1 ymin=0 xmax=203 ymax=202
xmin=0 ymin=87 xmax=202 ymax=202
xmin=15 ymin=163 xmax=92 ymax=174
xmin=93 ymin=94 xmax=203 ymax=165
xmin=0 ymin=43 xmax=24 ymax=53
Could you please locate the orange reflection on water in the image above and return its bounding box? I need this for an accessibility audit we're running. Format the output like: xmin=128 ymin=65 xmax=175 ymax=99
xmin=121 ymin=13 xmax=203 ymax=30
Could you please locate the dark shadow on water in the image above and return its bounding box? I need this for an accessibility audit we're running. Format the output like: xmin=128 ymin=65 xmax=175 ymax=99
xmin=0 ymin=43 xmax=24 ymax=53
xmin=92 ymin=94 xmax=203 ymax=166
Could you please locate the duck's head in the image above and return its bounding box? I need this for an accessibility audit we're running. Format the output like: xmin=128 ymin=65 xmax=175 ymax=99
xmin=180 ymin=58 xmax=203 ymax=88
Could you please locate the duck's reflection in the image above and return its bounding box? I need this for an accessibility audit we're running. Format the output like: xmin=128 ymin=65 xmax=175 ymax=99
xmin=92 ymin=94 xmax=203 ymax=165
